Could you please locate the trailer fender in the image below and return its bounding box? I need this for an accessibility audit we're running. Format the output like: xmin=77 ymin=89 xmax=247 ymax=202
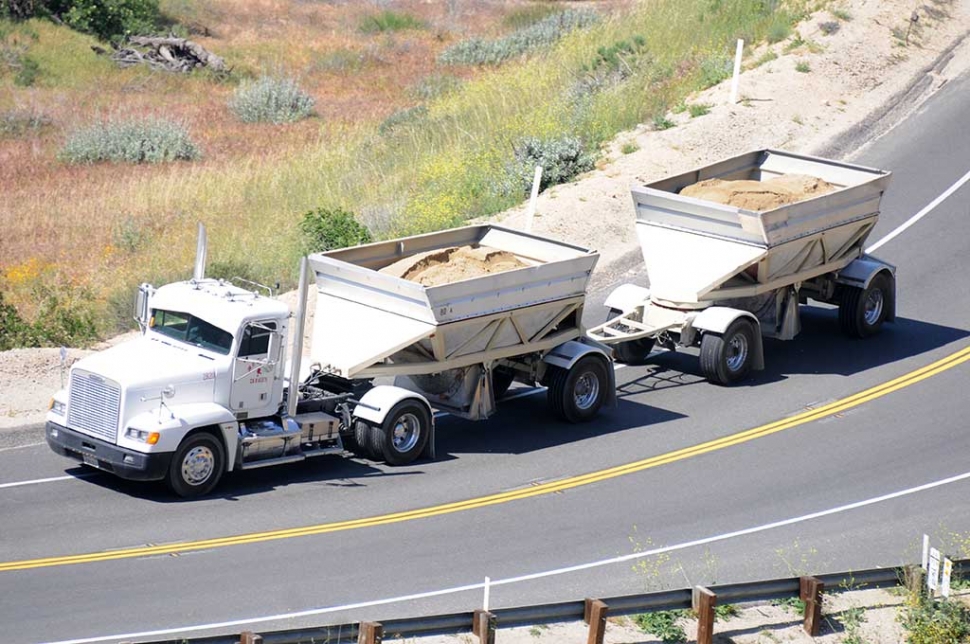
xmin=354 ymin=386 xmax=436 ymax=459
xmin=603 ymin=283 xmax=651 ymax=314
xmin=692 ymin=308 xmax=765 ymax=371
xmin=836 ymin=257 xmax=897 ymax=322
xmin=543 ymin=340 xmax=616 ymax=408
xmin=353 ymin=385 xmax=433 ymax=426
xmin=125 ymin=403 xmax=240 ymax=470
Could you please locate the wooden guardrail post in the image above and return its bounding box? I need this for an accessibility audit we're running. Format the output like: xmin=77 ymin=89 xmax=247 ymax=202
xmin=358 ymin=621 xmax=383 ymax=644
xmin=799 ymin=576 xmax=824 ymax=636
xmin=693 ymin=586 xmax=717 ymax=644
xmin=238 ymin=632 xmax=263 ymax=644
xmin=584 ymin=598 xmax=608 ymax=644
xmin=473 ymin=609 xmax=496 ymax=644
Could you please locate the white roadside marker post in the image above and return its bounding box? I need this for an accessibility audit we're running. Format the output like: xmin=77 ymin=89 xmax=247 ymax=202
xmin=525 ymin=165 xmax=543 ymax=233
xmin=729 ymin=39 xmax=744 ymax=104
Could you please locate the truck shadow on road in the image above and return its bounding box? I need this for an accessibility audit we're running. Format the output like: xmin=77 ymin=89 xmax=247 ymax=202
xmin=615 ymin=307 xmax=967 ymax=389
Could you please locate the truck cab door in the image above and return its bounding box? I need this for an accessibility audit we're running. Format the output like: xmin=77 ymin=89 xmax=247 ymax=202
xmin=230 ymin=321 xmax=280 ymax=417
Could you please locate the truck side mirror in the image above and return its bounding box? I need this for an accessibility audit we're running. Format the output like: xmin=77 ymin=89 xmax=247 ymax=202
xmin=134 ymin=283 xmax=155 ymax=332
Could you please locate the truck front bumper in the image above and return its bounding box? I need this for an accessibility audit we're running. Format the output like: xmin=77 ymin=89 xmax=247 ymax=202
xmin=46 ymin=421 xmax=172 ymax=482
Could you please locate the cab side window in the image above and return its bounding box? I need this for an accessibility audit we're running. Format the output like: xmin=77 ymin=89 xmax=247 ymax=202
xmin=238 ymin=322 xmax=276 ymax=358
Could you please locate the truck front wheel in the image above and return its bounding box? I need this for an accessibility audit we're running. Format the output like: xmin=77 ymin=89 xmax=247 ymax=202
xmin=166 ymin=432 xmax=225 ymax=498
xmin=548 ymin=355 xmax=609 ymax=423
xmin=839 ymin=273 xmax=891 ymax=338
xmin=700 ymin=318 xmax=756 ymax=385
xmin=372 ymin=401 xmax=431 ymax=466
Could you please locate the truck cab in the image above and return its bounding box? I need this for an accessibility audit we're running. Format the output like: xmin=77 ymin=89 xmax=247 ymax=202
xmin=46 ymin=278 xmax=291 ymax=496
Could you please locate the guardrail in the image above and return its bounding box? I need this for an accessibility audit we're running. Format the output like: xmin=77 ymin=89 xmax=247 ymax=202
xmin=131 ymin=559 xmax=968 ymax=644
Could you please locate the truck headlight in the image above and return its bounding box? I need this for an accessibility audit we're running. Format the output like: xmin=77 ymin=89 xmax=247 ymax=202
xmin=49 ymin=398 xmax=66 ymax=416
xmin=125 ymin=428 xmax=160 ymax=445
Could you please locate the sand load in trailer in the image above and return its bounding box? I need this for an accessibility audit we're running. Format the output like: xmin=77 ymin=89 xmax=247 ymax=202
xmin=589 ymin=149 xmax=896 ymax=385
xmin=632 ymin=149 xmax=891 ymax=303
xmin=308 ymin=225 xmax=599 ymax=381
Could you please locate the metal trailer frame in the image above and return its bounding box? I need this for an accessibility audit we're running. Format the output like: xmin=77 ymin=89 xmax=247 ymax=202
xmin=587 ymin=149 xmax=895 ymax=382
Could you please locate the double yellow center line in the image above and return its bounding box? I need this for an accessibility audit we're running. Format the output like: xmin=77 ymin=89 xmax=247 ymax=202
xmin=4 ymin=345 xmax=969 ymax=573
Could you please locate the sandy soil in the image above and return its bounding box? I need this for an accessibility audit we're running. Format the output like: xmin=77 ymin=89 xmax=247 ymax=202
xmin=681 ymin=174 xmax=838 ymax=211
xmin=2 ymin=0 xmax=970 ymax=637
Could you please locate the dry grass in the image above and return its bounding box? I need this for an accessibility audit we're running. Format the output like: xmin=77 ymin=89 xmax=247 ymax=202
xmin=1 ymin=0 xmax=807 ymax=338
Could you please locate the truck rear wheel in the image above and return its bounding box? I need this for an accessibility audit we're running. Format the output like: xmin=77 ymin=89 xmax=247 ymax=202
xmin=547 ymin=355 xmax=608 ymax=423
xmin=700 ymin=318 xmax=756 ymax=385
xmin=839 ymin=273 xmax=891 ymax=338
xmin=373 ymin=401 xmax=431 ymax=465
xmin=608 ymin=308 xmax=655 ymax=365
xmin=167 ymin=432 xmax=225 ymax=498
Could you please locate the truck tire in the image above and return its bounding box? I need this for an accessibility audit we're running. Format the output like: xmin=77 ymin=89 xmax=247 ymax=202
xmin=344 ymin=419 xmax=374 ymax=458
xmin=839 ymin=272 xmax=891 ymax=338
xmin=547 ymin=355 xmax=608 ymax=423
xmin=492 ymin=366 xmax=515 ymax=400
xmin=700 ymin=318 xmax=756 ymax=385
xmin=166 ymin=432 xmax=225 ymax=498
xmin=373 ymin=401 xmax=431 ymax=465
xmin=608 ymin=309 xmax=656 ymax=364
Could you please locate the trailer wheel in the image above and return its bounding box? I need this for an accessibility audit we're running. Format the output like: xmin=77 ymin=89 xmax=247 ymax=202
xmin=839 ymin=273 xmax=891 ymax=338
xmin=607 ymin=308 xmax=655 ymax=364
xmin=373 ymin=401 xmax=431 ymax=466
xmin=492 ymin=366 xmax=516 ymax=400
xmin=700 ymin=318 xmax=756 ymax=385
xmin=166 ymin=432 xmax=224 ymax=498
xmin=548 ymin=355 xmax=608 ymax=423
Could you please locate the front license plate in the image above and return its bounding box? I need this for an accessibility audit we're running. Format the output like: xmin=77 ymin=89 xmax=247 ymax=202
xmin=82 ymin=452 xmax=100 ymax=469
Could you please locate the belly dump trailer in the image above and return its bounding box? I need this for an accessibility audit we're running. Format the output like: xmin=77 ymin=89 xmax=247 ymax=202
xmin=46 ymin=224 xmax=614 ymax=497
xmin=587 ymin=149 xmax=895 ymax=384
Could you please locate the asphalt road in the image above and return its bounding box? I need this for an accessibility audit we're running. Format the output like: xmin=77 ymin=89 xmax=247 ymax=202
xmin=2 ymin=72 xmax=970 ymax=644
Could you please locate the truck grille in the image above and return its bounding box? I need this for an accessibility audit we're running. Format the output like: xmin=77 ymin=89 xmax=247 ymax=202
xmin=67 ymin=370 xmax=121 ymax=443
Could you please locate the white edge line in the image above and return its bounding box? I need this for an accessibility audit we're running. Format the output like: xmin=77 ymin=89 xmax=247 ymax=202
xmin=41 ymin=468 xmax=970 ymax=644
xmin=0 ymin=473 xmax=96 ymax=490
xmin=0 ymin=441 xmax=45 ymax=453
xmin=866 ymin=167 xmax=970 ymax=254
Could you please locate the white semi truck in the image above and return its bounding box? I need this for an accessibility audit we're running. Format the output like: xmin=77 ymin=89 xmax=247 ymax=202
xmin=46 ymin=225 xmax=615 ymax=497
xmin=588 ymin=149 xmax=896 ymax=383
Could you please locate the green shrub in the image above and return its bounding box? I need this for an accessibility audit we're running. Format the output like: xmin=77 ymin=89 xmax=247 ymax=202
xmin=0 ymin=107 xmax=50 ymax=137
xmin=900 ymin=596 xmax=970 ymax=644
xmin=359 ymin=10 xmax=425 ymax=34
xmin=408 ymin=73 xmax=463 ymax=101
xmin=766 ymin=19 xmax=790 ymax=43
xmin=60 ymin=116 xmax=200 ymax=164
xmin=378 ymin=105 xmax=427 ymax=135
xmin=688 ymin=102 xmax=712 ymax=118
xmin=502 ymin=5 xmax=559 ymax=30
xmin=49 ymin=0 xmax=160 ymax=41
xmin=439 ymin=9 xmax=599 ymax=66
xmin=13 ymin=53 xmax=39 ymax=85
xmin=697 ymin=55 xmax=732 ymax=88
xmin=299 ymin=207 xmax=373 ymax=253
xmin=633 ymin=610 xmax=688 ymax=643
xmin=818 ymin=21 xmax=840 ymax=36
xmin=229 ymin=75 xmax=315 ymax=124
xmin=0 ymin=290 xmax=99 ymax=349
xmin=653 ymin=114 xmax=675 ymax=130
xmin=511 ymin=135 xmax=594 ymax=194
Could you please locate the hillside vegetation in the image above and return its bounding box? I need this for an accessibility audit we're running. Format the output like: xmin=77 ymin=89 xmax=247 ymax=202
xmin=0 ymin=0 xmax=821 ymax=347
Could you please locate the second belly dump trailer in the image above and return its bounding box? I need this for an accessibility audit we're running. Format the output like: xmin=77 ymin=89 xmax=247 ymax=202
xmin=588 ymin=149 xmax=895 ymax=383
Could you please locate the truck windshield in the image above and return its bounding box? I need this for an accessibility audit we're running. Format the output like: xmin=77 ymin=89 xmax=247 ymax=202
xmin=151 ymin=309 xmax=233 ymax=355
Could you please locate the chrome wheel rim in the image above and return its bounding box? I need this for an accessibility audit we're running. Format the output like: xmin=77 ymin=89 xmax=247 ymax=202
xmin=864 ymin=288 xmax=884 ymax=326
xmin=726 ymin=332 xmax=749 ymax=373
xmin=181 ymin=445 xmax=215 ymax=486
xmin=391 ymin=413 xmax=421 ymax=453
xmin=573 ymin=372 xmax=600 ymax=410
